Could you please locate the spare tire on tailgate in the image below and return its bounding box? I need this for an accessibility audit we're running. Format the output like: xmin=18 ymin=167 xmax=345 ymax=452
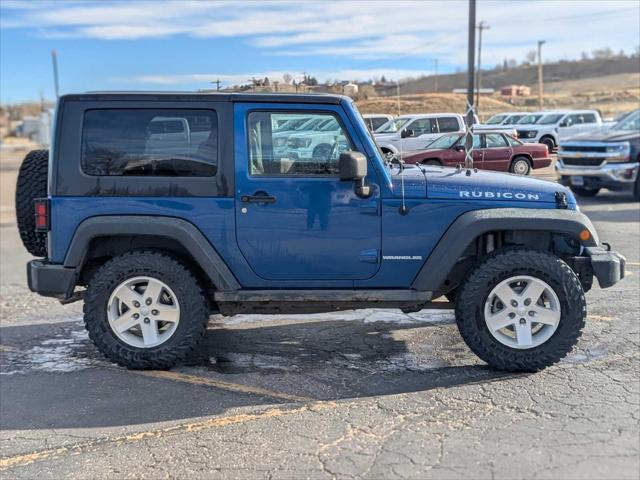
xmin=15 ymin=149 xmax=49 ymax=257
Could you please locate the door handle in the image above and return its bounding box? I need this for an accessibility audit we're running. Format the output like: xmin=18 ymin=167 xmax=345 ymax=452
xmin=241 ymin=194 xmax=277 ymax=204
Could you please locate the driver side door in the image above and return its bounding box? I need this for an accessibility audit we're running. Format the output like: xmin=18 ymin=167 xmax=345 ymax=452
xmin=234 ymin=105 xmax=382 ymax=281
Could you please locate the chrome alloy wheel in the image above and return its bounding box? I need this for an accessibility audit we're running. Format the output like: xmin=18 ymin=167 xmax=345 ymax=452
xmin=483 ymin=275 xmax=561 ymax=349
xmin=107 ymin=276 xmax=180 ymax=348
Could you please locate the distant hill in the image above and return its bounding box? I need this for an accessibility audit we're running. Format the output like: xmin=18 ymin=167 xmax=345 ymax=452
xmin=377 ymin=55 xmax=640 ymax=96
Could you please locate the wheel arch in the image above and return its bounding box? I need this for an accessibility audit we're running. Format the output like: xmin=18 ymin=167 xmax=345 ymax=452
xmin=411 ymin=208 xmax=599 ymax=295
xmin=421 ymin=158 xmax=443 ymax=165
xmin=65 ymin=216 xmax=240 ymax=292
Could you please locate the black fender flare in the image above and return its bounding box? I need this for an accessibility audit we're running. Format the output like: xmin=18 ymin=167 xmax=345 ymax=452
xmin=64 ymin=216 xmax=240 ymax=291
xmin=411 ymin=208 xmax=599 ymax=292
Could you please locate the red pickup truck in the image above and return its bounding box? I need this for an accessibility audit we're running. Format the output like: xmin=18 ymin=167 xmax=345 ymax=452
xmin=402 ymin=131 xmax=552 ymax=175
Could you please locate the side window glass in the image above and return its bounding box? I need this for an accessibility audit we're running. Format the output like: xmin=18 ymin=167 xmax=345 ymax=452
xmin=438 ymin=117 xmax=461 ymax=133
xmin=371 ymin=117 xmax=388 ymax=130
xmin=248 ymin=112 xmax=353 ymax=176
xmin=485 ymin=133 xmax=508 ymax=148
xmin=82 ymin=109 xmax=217 ymax=177
xmin=409 ymin=118 xmax=433 ymax=136
xmin=473 ymin=134 xmax=482 ymax=149
xmin=583 ymin=113 xmax=597 ymax=123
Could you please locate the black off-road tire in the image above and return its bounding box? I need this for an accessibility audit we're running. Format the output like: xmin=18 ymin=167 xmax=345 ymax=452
xmin=455 ymin=248 xmax=586 ymax=372
xmin=15 ymin=149 xmax=48 ymax=257
xmin=570 ymin=186 xmax=601 ymax=197
xmin=84 ymin=251 xmax=209 ymax=369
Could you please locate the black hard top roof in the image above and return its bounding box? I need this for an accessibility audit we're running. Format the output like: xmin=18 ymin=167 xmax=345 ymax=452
xmin=61 ymin=91 xmax=347 ymax=105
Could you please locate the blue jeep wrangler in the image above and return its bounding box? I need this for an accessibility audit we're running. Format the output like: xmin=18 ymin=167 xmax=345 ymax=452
xmin=17 ymin=92 xmax=625 ymax=372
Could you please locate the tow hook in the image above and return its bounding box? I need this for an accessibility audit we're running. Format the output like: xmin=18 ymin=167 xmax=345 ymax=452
xmin=59 ymin=289 xmax=85 ymax=305
xmin=555 ymin=191 xmax=568 ymax=209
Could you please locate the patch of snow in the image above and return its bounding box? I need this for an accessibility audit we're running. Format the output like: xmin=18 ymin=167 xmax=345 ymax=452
xmin=1 ymin=327 xmax=108 ymax=375
xmin=218 ymin=308 xmax=454 ymax=326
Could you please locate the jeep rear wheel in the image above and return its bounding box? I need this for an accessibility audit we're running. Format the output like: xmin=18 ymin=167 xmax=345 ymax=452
xmin=84 ymin=251 xmax=209 ymax=369
xmin=15 ymin=149 xmax=49 ymax=257
xmin=455 ymin=248 xmax=586 ymax=372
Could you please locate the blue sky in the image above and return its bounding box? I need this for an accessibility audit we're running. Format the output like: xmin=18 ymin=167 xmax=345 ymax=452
xmin=1 ymin=0 xmax=639 ymax=103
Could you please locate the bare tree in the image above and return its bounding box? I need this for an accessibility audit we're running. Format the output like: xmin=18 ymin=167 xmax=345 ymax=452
xmin=525 ymin=50 xmax=537 ymax=64
xmin=282 ymin=73 xmax=293 ymax=85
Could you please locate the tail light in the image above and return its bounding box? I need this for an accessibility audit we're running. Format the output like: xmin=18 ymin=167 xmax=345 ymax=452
xmin=34 ymin=198 xmax=50 ymax=232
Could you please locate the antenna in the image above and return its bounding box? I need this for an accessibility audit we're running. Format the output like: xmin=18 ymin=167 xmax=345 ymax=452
xmin=396 ymin=74 xmax=408 ymax=215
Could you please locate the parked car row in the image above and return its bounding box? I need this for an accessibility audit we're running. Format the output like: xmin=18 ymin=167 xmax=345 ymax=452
xmin=359 ymin=107 xmax=638 ymax=180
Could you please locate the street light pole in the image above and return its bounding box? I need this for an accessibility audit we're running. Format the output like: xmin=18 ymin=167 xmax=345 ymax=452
xmin=537 ymin=40 xmax=546 ymax=109
xmin=465 ymin=0 xmax=476 ymax=169
xmin=475 ymin=21 xmax=490 ymax=116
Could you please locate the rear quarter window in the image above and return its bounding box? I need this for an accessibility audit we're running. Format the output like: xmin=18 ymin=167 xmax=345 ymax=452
xmin=437 ymin=117 xmax=461 ymax=133
xmin=81 ymin=109 xmax=218 ymax=177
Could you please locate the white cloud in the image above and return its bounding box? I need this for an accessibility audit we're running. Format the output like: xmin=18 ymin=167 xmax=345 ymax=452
xmin=2 ymin=0 xmax=638 ymax=64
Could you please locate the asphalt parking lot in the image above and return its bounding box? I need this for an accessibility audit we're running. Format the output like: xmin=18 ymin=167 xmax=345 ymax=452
xmin=1 ymin=158 xmax=639 ymax=479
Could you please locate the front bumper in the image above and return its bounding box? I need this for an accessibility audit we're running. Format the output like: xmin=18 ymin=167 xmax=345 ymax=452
xmin=583 ymin=246 xmax=626 ymax=289
xmin=556 ymin=160 xmax=639 ymax=191
xmin=27 ymin=260 xmax=77 ymax=299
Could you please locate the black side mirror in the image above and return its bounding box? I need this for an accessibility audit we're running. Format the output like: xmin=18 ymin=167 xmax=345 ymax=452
xmin=454 ymin=144 xmax=465 ymax=152
xmin=339 ymin=151 xmax=371 ymax=198
xmin=400 ymin=128 xmax=414 ymax=138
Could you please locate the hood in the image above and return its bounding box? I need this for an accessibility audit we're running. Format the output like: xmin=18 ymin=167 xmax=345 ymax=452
xmin=564 ymin=129 xmax=639 ymax=143
xmin=388 ymin=164 xmax=427 ymax=198
xmin=402 ymin=148 xmax=447 ymax=162
xmin=422 ymin=166 xmax=574 ymax=205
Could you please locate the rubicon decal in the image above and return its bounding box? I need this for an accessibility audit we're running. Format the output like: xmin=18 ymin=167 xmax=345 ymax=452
xmin=459 ymin=191 xmax=540 ymax=200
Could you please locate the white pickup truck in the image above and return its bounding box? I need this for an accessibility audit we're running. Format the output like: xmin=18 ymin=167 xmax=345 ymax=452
xmin=374 ymin=113 xmax=469 ymax=154
xmin=515 ymin=110 xmax=611 ymax=152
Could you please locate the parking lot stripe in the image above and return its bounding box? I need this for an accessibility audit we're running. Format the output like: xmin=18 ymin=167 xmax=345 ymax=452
xmin=135 ymin=370 xmax=315 ymax=403
xmin=0 ymin=401 xmax=338 ymax=471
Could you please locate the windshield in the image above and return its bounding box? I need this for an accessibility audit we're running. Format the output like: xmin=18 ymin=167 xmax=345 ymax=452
xmin=426 ymin=133 xmax=463 ymax=149
xmin=376 ymin=118 xmax=409 ymax=133
xmin=504 ymin=115 xmax=525 ymax=125
xmin=538 ymin=114 xmax=564 ymax=125
xmin=613 ymin=110 xmax=640 ymax=131
xmin=486 ymin=114 xmax=507 ymax=125
xmin=516 ymin=114 xmax=542 ymax=124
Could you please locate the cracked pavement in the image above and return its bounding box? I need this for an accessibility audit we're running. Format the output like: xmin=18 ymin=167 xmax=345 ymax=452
xmin=1 ymin=185 xmax=638 ymax=479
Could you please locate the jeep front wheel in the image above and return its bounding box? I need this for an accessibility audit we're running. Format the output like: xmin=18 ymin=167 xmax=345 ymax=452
xmin=455 ymin=248 xmax=586 ymax=372
xmin=84 ymin=251 xmax=209 ymax=369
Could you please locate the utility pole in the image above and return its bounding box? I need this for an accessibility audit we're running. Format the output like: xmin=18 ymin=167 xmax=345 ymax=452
xmin=51 ymin=50 xmax=60 ymax=99
xmin=212 ymin=79 xmax=221 ymax=91
xmin=537 ymin=40 xmax=546 ymax=109
xmin=464 ymin=0 xmax=476 ymax=169
xmin=433 ymin=58 xmax=438 ymax=93
xmin=475 ymin=21 xmax=490 ymax=116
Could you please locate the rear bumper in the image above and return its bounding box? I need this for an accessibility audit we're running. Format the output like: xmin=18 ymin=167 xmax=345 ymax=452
xmin=27 ymin=260 xmax=76 ymax=299
xmin=584 ymin=246 xmax=626 ymax=289
xmin=532 ymin=157 xmax=552 ymax=169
